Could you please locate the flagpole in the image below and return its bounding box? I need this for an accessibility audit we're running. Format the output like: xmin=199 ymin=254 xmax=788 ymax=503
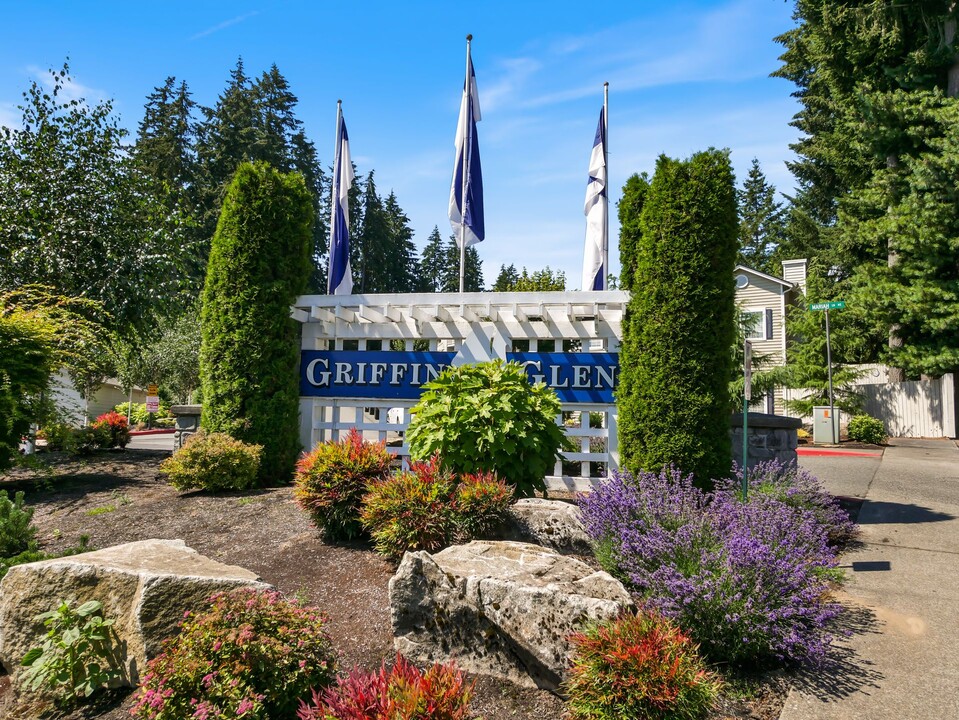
xmin=328 ymin=99 xmax=342 ymax=295
xmin=459 ymin=34 xmax=472 ymax=294
xmin=603 ymin=82 xmax=609 ymax=290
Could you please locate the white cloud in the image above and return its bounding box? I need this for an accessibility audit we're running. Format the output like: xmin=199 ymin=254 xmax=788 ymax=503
xmin=25 ymin=65 xmax=106 ymax=105
xmin=190 ymin=11 xmax=259 ymax=41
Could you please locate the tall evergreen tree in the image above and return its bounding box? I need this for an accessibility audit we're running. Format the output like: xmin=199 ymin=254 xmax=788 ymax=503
xmin=618 ymin=150 xmax=738 ymax=489
xmin=355 ymin=172 xmax=392 ymax=293
xmin=442 ymin=236 xmax=483 ymax=292
xmin=384 ymin=191 xmax=419 ymax=293
xmin=418 ymin=226 xmax=446 ymax=292
xmin=617 ymin=172 xmax=649 ymax=291
xmin=493 ymin=266 xmax=565 ymax=291
xmin=492 ymin=264 xmax=519 ymax=291
xmin=737 ymin=159 xmax=785 ymax=274
xmin=200 ymin=162 xmax=313 ymax=482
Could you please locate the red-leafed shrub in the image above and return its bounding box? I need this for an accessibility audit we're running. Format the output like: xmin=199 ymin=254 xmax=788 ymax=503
xmin=131 ymin=588 xmax=336 ymax=720
xmin=360 ymin=456 xmax=512 ymax=560
xmin=92 ymin=411 xmax=130 ymax=448
xmin=297 ymin=654 xmax=474 ymax=720
xmin=565 ymin=612 xmax=721 ymax=720
xmin=293 ymin=428 xmax=394 ymax=541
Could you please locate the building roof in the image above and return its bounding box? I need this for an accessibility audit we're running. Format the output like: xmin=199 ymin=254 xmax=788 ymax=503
xmin=734 ymin=264 xmax=794 ymax=289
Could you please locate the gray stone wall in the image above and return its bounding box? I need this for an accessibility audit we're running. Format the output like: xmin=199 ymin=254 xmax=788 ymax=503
xmin=170 ymin=405 xmax=202 ymax=451
xmin=729 ymin=412 xmax=801 ymax=470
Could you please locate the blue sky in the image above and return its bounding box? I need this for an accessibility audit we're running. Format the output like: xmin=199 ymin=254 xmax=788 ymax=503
xmin=0 ymin=0 xmax=800 ymax=289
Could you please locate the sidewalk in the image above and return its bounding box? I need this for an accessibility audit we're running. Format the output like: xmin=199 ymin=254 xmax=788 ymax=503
xmin=781 ymin=438 xmax=959 ymax=719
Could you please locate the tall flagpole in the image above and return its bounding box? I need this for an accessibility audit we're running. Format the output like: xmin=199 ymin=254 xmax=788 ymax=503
xmin=328 ymin=100 xmax=342 ymax=295
xmin=459 ymin=34 xmax=472 ymax=294
xmin=603 ymin=82 xmax=609 ymax=290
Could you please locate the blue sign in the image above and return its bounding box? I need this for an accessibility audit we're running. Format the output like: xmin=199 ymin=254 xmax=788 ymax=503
xmin=299 ymin=351 xmax=619 ymax=404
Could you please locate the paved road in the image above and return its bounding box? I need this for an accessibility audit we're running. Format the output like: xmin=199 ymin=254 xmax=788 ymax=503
xmin=127 ymin=433 xmax=175 ymax=452
xmin=784 ymin=439 xmax=959 ymax=720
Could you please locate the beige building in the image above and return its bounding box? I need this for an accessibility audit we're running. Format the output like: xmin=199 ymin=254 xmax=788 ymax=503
xmin=734 ymin=259 xmax=807 ymax=413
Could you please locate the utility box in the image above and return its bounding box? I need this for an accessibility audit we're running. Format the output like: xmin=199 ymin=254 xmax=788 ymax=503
xmin=813 ymin=406 xmax=841 ymax=444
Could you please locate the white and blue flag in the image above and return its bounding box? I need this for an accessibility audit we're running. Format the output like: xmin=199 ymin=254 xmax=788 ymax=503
xmin=328 ymin=104 xmax=354 ymax=295
xmin=583 ymin=106 xmax=607 ymax=291
xmin=448 ymin=44 xmax=484 ymax=249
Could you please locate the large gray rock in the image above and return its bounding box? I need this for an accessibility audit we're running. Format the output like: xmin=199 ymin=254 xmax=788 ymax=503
xmin=389 ymin=540 xmax=632 ymax=691
xmin=495 ymin=498 xmax=592 ymax=555
xmin=0 ymin=539 xmax=269 ymax=686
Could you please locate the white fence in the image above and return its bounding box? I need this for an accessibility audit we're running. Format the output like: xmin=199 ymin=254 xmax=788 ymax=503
xmin=783 ymin=373 xmax=957 ymax=438
xmin=293 ymin=291 xmax=627 ymax=490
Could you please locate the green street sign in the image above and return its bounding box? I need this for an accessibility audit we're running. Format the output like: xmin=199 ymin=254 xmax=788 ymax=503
xmin=809 ymin=301 xmax=846 ymax=311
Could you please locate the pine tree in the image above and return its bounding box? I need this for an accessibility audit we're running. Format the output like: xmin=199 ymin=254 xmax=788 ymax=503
xmin=617 ymin=172 xmax=649 ymax=291
xmin=492 ymin=264 xmax=519 ymax=291
xmin=384 ymin=191 xmax=419 ymax=293
xmin=355 ymin=172 xmax=392 ymax=293
xmin=199 ymin=162 xmax=313 ymax=482
xmin=737 ymin=159 xmax=785 ymax=274
xmin=419 ymin=226 xmax=446 ymax=292
xmin=618 ymin=150 xmax=738 ymax=489
xmin=442 ymin=235 xmax=483 ymax=292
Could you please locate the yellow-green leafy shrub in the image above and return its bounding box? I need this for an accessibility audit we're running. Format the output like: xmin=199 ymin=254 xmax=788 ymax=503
xmin=160 ymin=430 xmax=262 ymax=492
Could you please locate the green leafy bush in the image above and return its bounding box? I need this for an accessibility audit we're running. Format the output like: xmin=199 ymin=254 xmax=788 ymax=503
xmin=113 ymin=402 xmax=172 ymax=426
xmin=71 ymin=425 xmax=111 ymax=456
xmin=565 ymin=612 xmax=720 ymax=720
xmin=293 ymin=429 xmax=394 ymax=541
xmin=159 ymin=430 xmax=262 ymax=492
xmin=38 ymin=422 xmax=75 ymax=451
xmin=0 ymin=490 xmax=37 ymax=558
xmin=360 ymin=456 xmax=512 ymax=560
xmin=131 ymin=588 xmax=337 ymax=720
xmin=847 ymin=414 xmax=886 ymax=445
xmin=199 ymin=161 xmax=313 ymax=483
xmin=406 ymin=360 xmax=564 ymax=497
xmin=297 ymin=654 xmax=474 ymax=720
xmin=1 ymin=535 xmax=91 ymax=580
xmin=20 ymin=600 xmax=122 ymax=702
xmin=92 ymin=411 xmax=130 ymax=449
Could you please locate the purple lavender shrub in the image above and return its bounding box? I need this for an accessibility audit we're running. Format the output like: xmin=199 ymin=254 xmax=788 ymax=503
xmin=579 ymin=467 xmax=844 ymax=668
xmin=724 ymin=460 xmax=858 ymax=547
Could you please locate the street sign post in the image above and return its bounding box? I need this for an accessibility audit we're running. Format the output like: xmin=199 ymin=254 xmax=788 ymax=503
xmin=742 ymin=340 xmax=752 ymax=499
xmin=809 ymin=301 xmax=846 ymax=443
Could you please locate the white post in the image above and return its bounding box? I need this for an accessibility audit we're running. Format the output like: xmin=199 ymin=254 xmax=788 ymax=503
xmin=328 ymin=100 xmax=343 ymax=295
xmin=459 ymin=35 xmax=472 ymax=294
xmin=603 ymin=81 xmax=609 ymax=289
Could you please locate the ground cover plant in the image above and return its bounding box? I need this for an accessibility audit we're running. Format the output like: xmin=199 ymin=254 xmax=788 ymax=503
xmin=565 ymin=612 xmax=721 ymax=720
xmin=20 ymin=600 xmax=122 ymax=703
xmin=579 ymin=466 xmax=845 ymax=667
xmin=406 ymin=360 xmax=564 ymax=497
xmin=159 ymin=430 xmax=262 ymax=492
xmin=297 ymin=654 xmax=474 ymax=720
xmin=131 ymin=588 xmax=337 ymax=720
xmin=360 ymin=455 xmax=512 ymax=559
xmin=293 ymin=428 xmax=394 ymax=541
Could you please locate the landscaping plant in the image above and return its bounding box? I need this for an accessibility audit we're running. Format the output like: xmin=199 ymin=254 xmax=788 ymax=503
xmin=0 ymin=489 xmax=38 ymax=558
xmin=297 ymin=654 xmax=474 ymax=720
xmin=92 ymin=411 xmax=131 ymax=449
xmin=20 ymin=600 xmax=122 ymax=702
xmin=159 ymin=430 xmax=262 ymax=492
xmin=71 ymin=425 xmax=112 ymax=456
xmin=617 ymin=150 xmax=738 ymax=490
xmin=847 ymin=414 xmax=886 ymax=446
xmin=360 ymin=455 xmax=512 ymax=560
xmin=293 ymin=428 xmax=394 ymax=541
xmin=199 ymin=161 xmax=313 ymax=483
xmin=406 ymin=360 xmax=564 ymax=497
xmin=579 ymin=467 xmax=843 ymax=667
xmin=727 ymin=459 xmax=857 ymax=546
xmin=131 ymin=588 xmax=337 ymax=720
xmin=565 ymin=612 xmax=721 ymax=720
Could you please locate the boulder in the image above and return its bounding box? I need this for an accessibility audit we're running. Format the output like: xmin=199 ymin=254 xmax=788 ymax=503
xmin=495 ymin=498 xmax=592 ymax=555
xmin=389 ymin=540 xmax=632 ymax=691
xmin=0 ymin=539 xmax=269 ymax=686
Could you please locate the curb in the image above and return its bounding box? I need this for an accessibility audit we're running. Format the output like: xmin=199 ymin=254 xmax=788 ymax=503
xmin=128 ymin=429 xmax=175 ymax=437
xmin=797 ymin=447 xmax=883 ymax=458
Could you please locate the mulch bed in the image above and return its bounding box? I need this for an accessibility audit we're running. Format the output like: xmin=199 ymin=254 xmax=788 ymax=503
xmin=1 ymin=450 xmax=788 ymax=719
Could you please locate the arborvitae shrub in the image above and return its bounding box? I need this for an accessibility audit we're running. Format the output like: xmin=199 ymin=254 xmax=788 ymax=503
xmin=297 ymin=654 xmax=474 ymax=720
xmin=132 ymin=588 xmax=337 ymax=720
xmin=159 ymin=430 xmax=262 ymax=492
xmin=617 ymin=149 xmax=738 ymax=489
xmin=565 ymin=612 xmax=721 ymax=720
xmin=293 ymin=428 xmax=394 ymax=541
xmin=359 ymin=456 xmax=512 ymax=560
xmin=199 ymin=161 xmax=313 ymax=484
xmin=405 ymin=360 xmax=564 ymax=497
